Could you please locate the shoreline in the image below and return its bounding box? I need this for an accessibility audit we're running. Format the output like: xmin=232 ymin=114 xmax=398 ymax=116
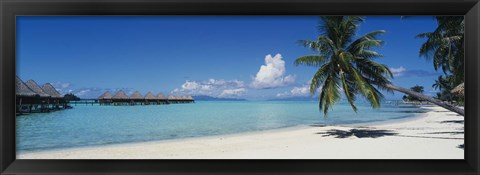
xmin=17 ymin=107 xmax=426 ymax=154
xmin=18 ymin=106 xmax=463 ymax=159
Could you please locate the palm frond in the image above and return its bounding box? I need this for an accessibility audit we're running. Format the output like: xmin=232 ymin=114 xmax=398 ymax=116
xmin=347 ymin=30 xmax=385 ymax=54
xmin=296 ymin=16 xmax=391 ymax=115
xmin=350 ymin=67 xmax=383 ymax=108
xmin=297 ymin=40 xmax=320 ymax=52
xmin=417 ymin=16 xmax=464 ymax=85
xmin=318 ymin=73 xmax=341 ymax=115
xmin=341 ymin=71 xmax=358 ymax=112
xmin=294 ymin=55 xmax=328 ymax=67
xmin=309 ymin=62 xmax=332 ymax=95
xmin=357 ymin=50 xmax=383 ymax=59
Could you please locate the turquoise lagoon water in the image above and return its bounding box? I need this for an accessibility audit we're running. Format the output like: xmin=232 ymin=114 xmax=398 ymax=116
xmin=16 ymin=101 xmax=427 ymax=153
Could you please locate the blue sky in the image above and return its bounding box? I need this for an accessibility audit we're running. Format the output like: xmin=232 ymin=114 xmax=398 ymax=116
xmin=17 ymin=16 xmax=441 ymax=100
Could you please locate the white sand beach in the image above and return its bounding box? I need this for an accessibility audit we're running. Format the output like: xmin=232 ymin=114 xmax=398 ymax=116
xmin=18 ymin=106 xmax=464 ymax=159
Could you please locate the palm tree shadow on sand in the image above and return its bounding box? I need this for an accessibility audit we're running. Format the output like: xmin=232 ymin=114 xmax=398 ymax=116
xmin=317 ymin=129 xmax=397 ymax=138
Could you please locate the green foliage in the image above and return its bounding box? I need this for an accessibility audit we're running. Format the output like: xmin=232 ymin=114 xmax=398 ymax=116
xmin=431 ymin=75 xmax=464 ymax=103
xmin=417 ymin=16 xmax=464 ymax=87
xmin=295 ymin=16 xmax=392 ymax=115
xmin=63 ymin=93 xmax=80 ymax=101
xmin=410 ymin=85 xmax=424 ymax=93
xmin=402 ymin=85 xmax=424 ymax=102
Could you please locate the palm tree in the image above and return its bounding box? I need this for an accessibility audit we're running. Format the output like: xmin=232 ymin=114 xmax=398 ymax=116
xmin=432 ymin=75 xmax=462 ymax=103
xmin=295 ymin=16 xmax=464 ymax=116
xmin=417 ymin=16 xmax=464 ymax=86
xmin=402 ymin=85 xmax=425 ymax=102
xmin=432 ymin=75 xmax=448 ymax=91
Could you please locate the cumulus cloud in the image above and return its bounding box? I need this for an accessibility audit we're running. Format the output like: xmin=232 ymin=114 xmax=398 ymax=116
xmin=171 ymin=79 xmax=246 ymax=98
xmin=251 ymin=54 xmax=295 ymax=89
xmin=220 ymin=88 xmax=246 ymax=97
xmin=390 ymin=66 xmax=407 ymax=77
xmin=276 ymin=82 xmax=318 ymax=98
xmin=390 ymin=66 xmax=439 ymax=77
xmin=290 ymin=86 xmax=310 ymax=96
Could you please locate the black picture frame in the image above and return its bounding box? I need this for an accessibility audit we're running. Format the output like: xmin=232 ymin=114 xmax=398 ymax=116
xmin=1 ymin=0 xmax=479 ymax=174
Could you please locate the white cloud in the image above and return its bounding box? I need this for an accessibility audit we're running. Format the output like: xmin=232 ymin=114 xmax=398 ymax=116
xmin=276 ymin=92 xmax=288 ymax=97
xmin=181 ymin=81 xmax=200 ymax=90
xmin=251 ymin=54 xmax=295 ymax=89
xmin=50 ymin=81 xmax=138 ymax=99
xmin=276 ymin=82 xmax=318 ymax=98
xmin=179 ymin=81 xmax=213 ymax=91
xmin=55 ymin=82 xmax=71 ymax=89
xmin=172 ymin=79 xmax=246 ymax=98
xmin=74 ymin=89 xmax=91 ymax=96
xmin=290 ymin=86 xmax=310 ymax=96
xmin=389 ymin=66 xmax=439 ymax=77
xmin=59 ymin=87 xmax=101 ymax=98
xmin=68 ymin=87 xmax=135 ymax=99
xmin=220 ymin=88 xmax=246 ymax=97
xmin=51 ymin=82 xmax=74 ymax=94
xmin=390 ymin=66 xmax=407 ymax=77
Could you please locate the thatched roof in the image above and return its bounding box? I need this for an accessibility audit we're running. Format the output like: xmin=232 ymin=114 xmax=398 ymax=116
xmin=130 ymin=91 xmax=144 ymax=100
xmin=144 ymin=92 xmax=157 ymax=100
xmin=98 ymin=91 xmax=113 ymax=99
xmin=112 ymin=90 xmax=129 ymax=99
xmin=16 ymin=76 xmax=38 ymax=96
xmin=187 ymin=96 xmax=194 ymax=100
xmin=167 ymin=95 xmax=176 ymax=100
xmin=25 ymin=80 xmax=50 ymax=97
xmin=41 ymin=83 xmax=62 ymax=98
xmin=451 ymin=83 xmax=464 ymax=96
xmin=156 ymin=92 xmax=167 ymax=100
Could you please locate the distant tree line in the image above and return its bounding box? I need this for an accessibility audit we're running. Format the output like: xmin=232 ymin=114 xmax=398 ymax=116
xmin=402 ymin=85 xmax=424 ymax=102
xmin=63 ymin=93 xmax=80 ymax=101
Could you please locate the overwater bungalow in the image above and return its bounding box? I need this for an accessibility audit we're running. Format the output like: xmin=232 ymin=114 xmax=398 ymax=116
xmin=144 ymin=92 xmax=158 ymax=105
xmin=98 ymin=91 xmax=193 ymax=106
xmin=179 ymin=96 xmax=187 ymax=103
xmin=111 ymin=90 xmax=130 ymax=105
xmin=98 ymin=91 xmax=113 ymax=105
xmin=16 ymin=76 xmax=70 ymax=114
xmin=157 ymin=92 xmax=168 ymax=104
xmin=187 ymin=96 xmax=194 ymax=103
xmin=129 ymin=91 xmax=144 ymax=105
xmin=178 ymin=95 xmax=195 ymax=103
xmin=24 ymin=79 xmax=52 ymax=112
xmin=16 ymin=76 xmax=40 ymax=113
xmin=165 ymin=95 xmax=194 ymax=104
xmin=41 ymin=83 xmax=69 ymax=110
xmin=25 ymin=80 xmax=51 ymax=98
xmin=167 ymin=95 xmax=177 ymax=104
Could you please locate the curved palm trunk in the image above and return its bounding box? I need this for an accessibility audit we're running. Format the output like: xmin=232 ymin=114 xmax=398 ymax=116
xmin=385 ymin=84 xmax=464 ymax=116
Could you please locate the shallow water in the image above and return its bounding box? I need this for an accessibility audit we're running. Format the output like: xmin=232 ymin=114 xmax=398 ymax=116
xmin=16 ymin=101 xmax=426 ymax=153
